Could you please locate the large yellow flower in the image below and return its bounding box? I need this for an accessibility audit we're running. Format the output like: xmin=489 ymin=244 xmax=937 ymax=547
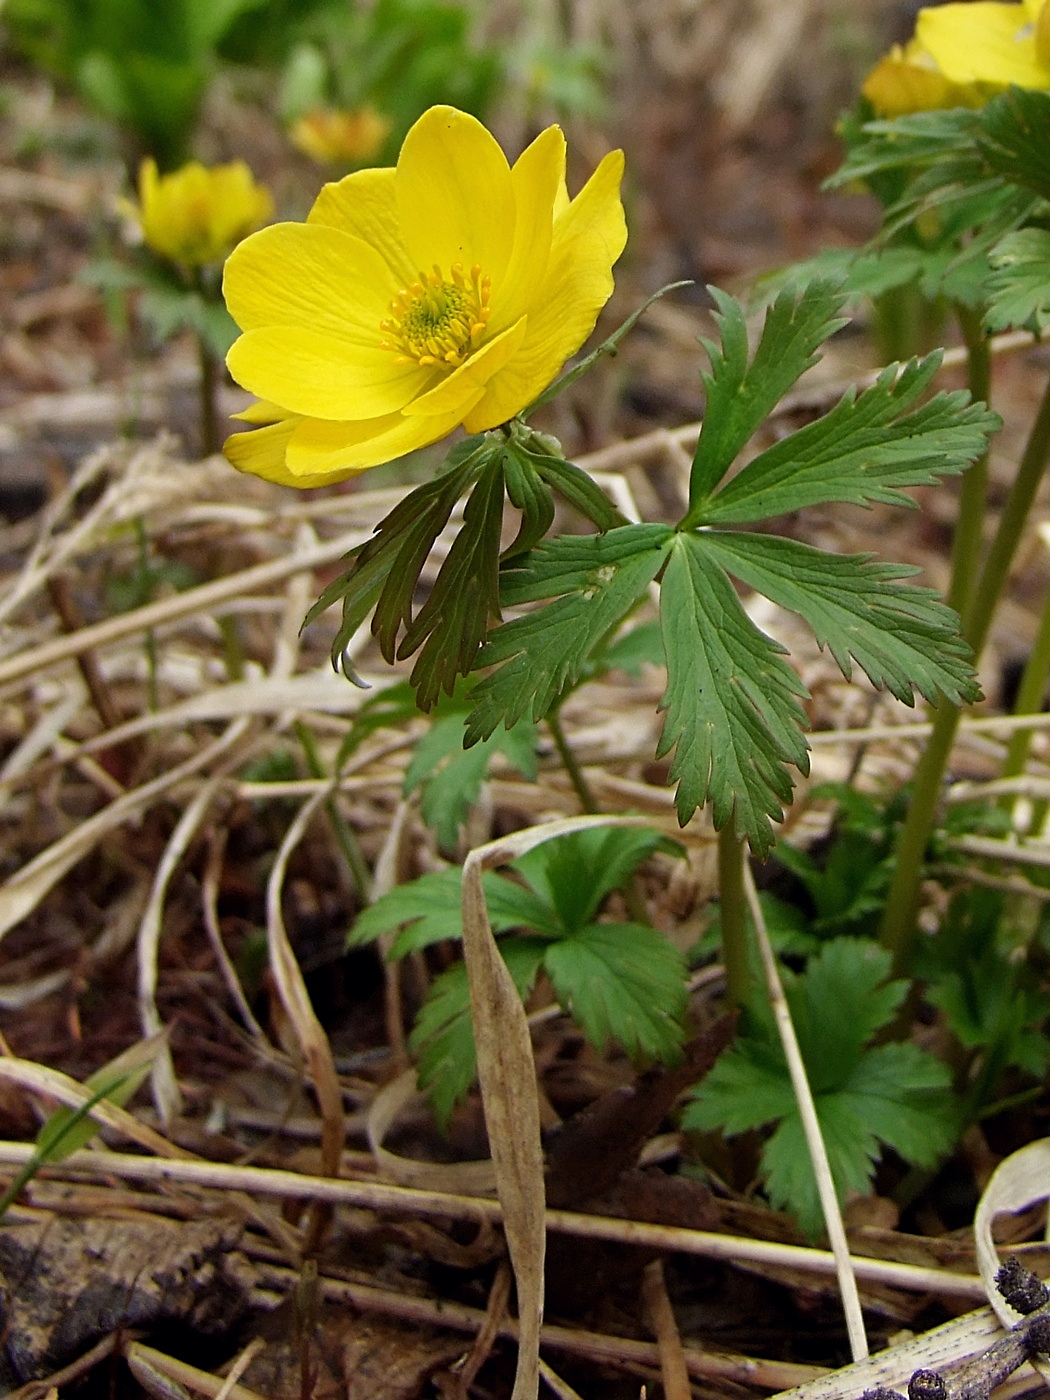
xmin=222 ymin=105 xmax=626 ymax=485
xmin=130 ymin=158 xmax=273 ymax=268
xmin=916 ymin=0 xmax=1050 ymax=89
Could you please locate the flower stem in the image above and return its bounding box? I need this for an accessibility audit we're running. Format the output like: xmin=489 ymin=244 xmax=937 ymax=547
xmin=717 ymin=820 xmax=751 ymax=1006
xmin=947 ymin=305 xmax=991 ymax=618
xmin=880 ymin=368 xmax=1050 ymax=970
xmin=198 ymin=332 xmax=220 ymax=457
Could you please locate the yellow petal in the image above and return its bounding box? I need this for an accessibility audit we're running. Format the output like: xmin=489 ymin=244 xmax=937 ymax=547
xmin=231 ymin=398 xmax=284 ymax=424
xmin=286 ymin=408 xmax=466 ymax=475
xmin=224 ymin=416 xmax=347 ymax=489
xmin=404 ymin=317 xmax=528 ymax=418
xmin=464 ymin=148 xmax=626 ymax=432
xmin=308 ymin=167 xmax=417 ymax=287
xmin=395 ymin=106 xmax=515 ymax=286
xmin=223 ymin=222 xmax=395 ymax=339
xmin=487 ymin=124 xmax=565 ymax=336
xmin=917 ymin=2 xmax=1049 ymax=86
xmin=227 ymin=325 xmax=433 ymax=420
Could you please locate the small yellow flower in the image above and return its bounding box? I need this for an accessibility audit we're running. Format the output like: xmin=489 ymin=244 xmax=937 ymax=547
xmin=129 ymin=158 xmax=274 ymax=268
xmin=916 ymin=0 xmax=1050 ymax=90
xmin=862 ymin=38 xmax=985 ymax=116
xmin=289 ymin=106 xmax=392 ymax=165
xmin=222 ymin=104 xmax=626 ymax=485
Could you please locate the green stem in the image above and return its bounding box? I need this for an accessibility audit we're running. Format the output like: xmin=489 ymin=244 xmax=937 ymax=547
xmin=1001 ymin=585 xmax=1050 ymax=782
xmin=547 ymin=708 xmax=598 ymax=814
xmin=880 ymin=369 xmax=1050 ymax=970
xmin=198 ymin=332 xmax=220 ymax=457
xmin=717 ymin=821 xmax=751 ymax=1006
xmin=947 ymin=305 xmax=991 ymax=618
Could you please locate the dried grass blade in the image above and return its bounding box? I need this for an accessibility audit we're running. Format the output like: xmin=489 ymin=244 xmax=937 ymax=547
xmin=744 ymin=861 xmax=868 ymax=1361
xmin=461 ymin=813 xmax=652 ymax=1400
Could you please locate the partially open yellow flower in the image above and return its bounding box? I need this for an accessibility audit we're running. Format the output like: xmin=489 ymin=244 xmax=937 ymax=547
xmin=129 ymin=158 xmax=274 ymax=268
xmin=222 ymin=104 xmax=626 ymax=484
xmin=916 ymin=0 xmax=1050 ymax=90
xmin=289 ymin=106 xmax=391 ymax=165
xmin=862 ymin=38 xmax=985 ymax=115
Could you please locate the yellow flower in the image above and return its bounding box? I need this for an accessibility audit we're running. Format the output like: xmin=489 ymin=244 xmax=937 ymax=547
xmin=915 ymin=0 xmax=1050 ymax=90
xmin=129 ymin=158 xmax=274 ymax=268
xmin=862 ymin=38 xmax=985 ymax=116
xmin=222 ymin=104 xmax=626 ymax=485
xmin=289 ymin=106 xmax=392 ymax=165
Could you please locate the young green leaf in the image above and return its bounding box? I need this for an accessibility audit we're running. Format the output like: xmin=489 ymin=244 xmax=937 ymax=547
xmin=411 ymin=937 xmax=549 ymax=1130
xmin=404 ymin=708 xmax=538 ymax=850
xmin=543 ymin=922 xmax=687 ymax=1064
xmin=683 ymin=939 xmax=956 ymax=1236
xmin=699 ymin=532 xmax=980 ymax=706
xmin=347 ymin=866 xmax=528 ymax=960
xmin=465 ymin=524 xmax=673 ymax=744
xmin=656 ymin=533 xmax=810 ymax=855
xmin=696 ymin=357 xmax=999 ymax=525
xmin=688 ymin=281 xmax=850 ymax=507
xmin=986 ymin=229 xmax=1050 ymax=333
xmin=511 ymin=825 xmax=677 ymax=934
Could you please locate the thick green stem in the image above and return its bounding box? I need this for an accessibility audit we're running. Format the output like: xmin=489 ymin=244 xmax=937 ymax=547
xmin=717 ymin=821 xmax=751 ymax=1006
xmin=880 ymin=370 xmax=1050 ymax=969
xmin=947 ymin=306 xmax=991 ymax=618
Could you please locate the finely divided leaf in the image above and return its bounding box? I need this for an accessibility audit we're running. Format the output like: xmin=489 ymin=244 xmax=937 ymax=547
xmin=543 ymin=922 xmax=688 ymax=1064
xmin=986 ymin=228 xmax=1050 ymax=333
xmin=698 ymin=356 xmax=998 ymax=524
xmin=689 ymin=281 xmax=850 ymax=506
xmin=977 ymin=87 xmax=1050 ymax=201
xmin=512 ymin=825 xmax=676 ymax=934
xmin=656 ymin=534 xmax=810 ymax=855
xmin=347 ymin=867 xmax=526 ymax=959
xmin=465 ymin=524 xmax=673 ymax=743
xmin=701 ymin=532 xmax=980 ymax=706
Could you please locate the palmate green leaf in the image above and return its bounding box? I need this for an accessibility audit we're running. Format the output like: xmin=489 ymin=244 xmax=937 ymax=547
xmin=684 ymin=939 xmax=955 ymax=1236
xmin=543 ymin=922 xmax=688 ymax=1064
xmin=688 ymin=282 xmax=850 ymax=506
xmin=657 ymin=533 xmax=810 ymax=856
xmin=465 ymin=524 xmax=673 ymax=744
xmin=411 ymin=937 xmax=548 ymax=1130
xmin=986 ymin=228 xmax=1050 ymax=333
xmin=700 ymin=532 xmax=980 ymax=706
xmin=696 ymin=355 xmax=999 ymax=525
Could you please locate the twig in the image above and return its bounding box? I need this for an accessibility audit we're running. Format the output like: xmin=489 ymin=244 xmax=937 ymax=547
xmin=642 ymin=1259 xmax=692 ymax=1400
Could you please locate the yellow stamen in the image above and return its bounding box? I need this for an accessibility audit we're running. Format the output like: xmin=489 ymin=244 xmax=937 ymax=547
xmin=380 ymin=263 xmax=491 ymax=368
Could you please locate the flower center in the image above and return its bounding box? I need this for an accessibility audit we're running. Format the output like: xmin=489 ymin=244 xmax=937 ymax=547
xmin=380 ymin=262 xmax=491 ymax=368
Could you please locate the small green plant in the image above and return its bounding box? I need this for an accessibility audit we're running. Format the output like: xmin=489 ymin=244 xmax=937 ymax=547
xmin=3 ymin=0 xmax=265 ymax=167
xmin=683 ymin=938 xmax=957 ymax=1237
xmin=349 ymin=825 xmax=686 ymax=1126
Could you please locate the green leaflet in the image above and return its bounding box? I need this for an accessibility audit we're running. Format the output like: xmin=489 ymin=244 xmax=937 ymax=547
xmin=656 ymin=533 xmax=810 ymax=856
xmin=465 ymin=524 xmax=672 ymax=744
xmin=699 ymin=532 xmax=980 ymax=706
xmin=688 ymin=281 xmax=850 ymax=506
xmin=696 ymin=355 xmax=999 ymax=525
xmin=986 ymin=228 xmax=1050 ymax=333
